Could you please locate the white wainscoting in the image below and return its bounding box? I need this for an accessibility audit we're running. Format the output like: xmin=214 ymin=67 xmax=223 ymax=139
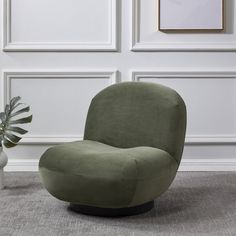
xmin=3 ymin=0 xmax=118 ymax=51
xmin=131 ymin=0 xmax=236 ymax=51
xmin=2 ymin=70 xmax=117 ymax=144
xmin=1 ymin=0 xmax=236 ymax=172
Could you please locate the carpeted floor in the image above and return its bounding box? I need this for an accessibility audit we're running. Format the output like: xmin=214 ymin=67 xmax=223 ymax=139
xmin=0 ymin=172 xmax=235 ymax=236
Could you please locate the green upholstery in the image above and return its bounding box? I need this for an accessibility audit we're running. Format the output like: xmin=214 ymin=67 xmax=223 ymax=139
xmin=39 ymin=82 xmax=186 ymax=209
xmin=84 ymin=82 xmax=186 ymax=164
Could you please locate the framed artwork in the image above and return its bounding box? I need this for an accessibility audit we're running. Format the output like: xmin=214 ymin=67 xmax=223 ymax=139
xmin=158 ymin=0 xmax=224 ymax=31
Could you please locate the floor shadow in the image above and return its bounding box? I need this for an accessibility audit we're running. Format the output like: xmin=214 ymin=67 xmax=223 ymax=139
xmin=4 ymin=182 xmax=43 ymax=196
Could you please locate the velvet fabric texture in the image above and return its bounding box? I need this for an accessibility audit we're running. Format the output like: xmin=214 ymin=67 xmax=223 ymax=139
xmin=39 ymin=82 xmax=186 ymax=208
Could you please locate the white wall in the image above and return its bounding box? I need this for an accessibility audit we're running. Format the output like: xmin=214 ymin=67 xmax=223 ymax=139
xmin=1 ymin=0 xmax=236 ymax=171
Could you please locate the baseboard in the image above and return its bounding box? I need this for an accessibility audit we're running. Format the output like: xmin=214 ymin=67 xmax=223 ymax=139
xmin=5 ymin=159 xmax=38 ymax=172
xmin=179 ymin=159 xmax=236 ymax=171
xmin=4 ymin=158 xmax=236 ymax=172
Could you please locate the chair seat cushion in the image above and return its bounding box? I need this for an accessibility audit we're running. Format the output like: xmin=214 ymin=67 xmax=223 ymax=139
xmin=39 ymin=140 xmax=178 ymax=208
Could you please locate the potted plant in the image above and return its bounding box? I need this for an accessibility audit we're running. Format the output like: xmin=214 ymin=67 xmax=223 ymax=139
xmin=0 ymin=96 xmax=32 ymax=189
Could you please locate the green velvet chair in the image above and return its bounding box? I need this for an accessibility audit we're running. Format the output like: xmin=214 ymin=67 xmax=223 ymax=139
xmin=39 ymin=82 xmax=186 ymax=217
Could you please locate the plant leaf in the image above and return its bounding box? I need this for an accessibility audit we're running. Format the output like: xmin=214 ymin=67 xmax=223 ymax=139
xmin=4 ymin=133 xmax=22 ymax=144
xmin=12 ymin=103 xmax=24 ymax=111
xmin=10 ymin=96 xmax=21 ymax=109
xmin=5 ymin=104 xmax=10 ymax=115
xmin=0 ymin=112 xmax=6 ymax=122
xmin=9 ymin=115 xmax=33 ymax=125
xmin=10 ymin=106 xmax=30 ymax=118
xmin=1 ymin=96 xmax=32 ymax=148
xmin=6 ymin=126 xmax=28 ymax=135
xmin=3 ymin=138 xmax=18 ymax=148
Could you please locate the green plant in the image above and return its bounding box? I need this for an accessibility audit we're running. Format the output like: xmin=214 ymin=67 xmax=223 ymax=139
xmin=0 ymin=96 xmax=32 ymax=148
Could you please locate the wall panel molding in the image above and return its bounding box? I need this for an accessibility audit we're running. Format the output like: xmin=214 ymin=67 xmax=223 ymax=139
xmin=131 ymin=68 xmax=236 ymax=143
xmin=130 ymin=0 xmax=236 ymax=51
xmin=3 ymin=0 xmax=118 ymax=51
xmin=2 ymin=70 xmax=118 ymax=144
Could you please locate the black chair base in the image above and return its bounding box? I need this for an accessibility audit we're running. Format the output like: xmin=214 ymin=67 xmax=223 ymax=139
xmin=69 ymin=201 xmax=154 ymax=217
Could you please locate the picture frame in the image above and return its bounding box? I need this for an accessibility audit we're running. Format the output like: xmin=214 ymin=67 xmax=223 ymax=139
xmin=158 ymin=0 xmax=224 ymax=32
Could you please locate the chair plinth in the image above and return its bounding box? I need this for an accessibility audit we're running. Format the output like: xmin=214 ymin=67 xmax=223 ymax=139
xmin=69 ymin=201 xmax=154 ymax=217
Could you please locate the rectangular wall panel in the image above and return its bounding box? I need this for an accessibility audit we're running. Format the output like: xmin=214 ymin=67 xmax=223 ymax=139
xmin=132 ymin=70 xmax=236 ymax=143
xmin=131 ymin=0 xmax=236 ymax=51
xmin=3 ymin=0 xmax=118 ymax=51
xmin=2 ymin=71 xmax=117 ymax=143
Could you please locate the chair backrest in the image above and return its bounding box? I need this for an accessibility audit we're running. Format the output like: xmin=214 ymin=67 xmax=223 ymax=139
xmin=84 ymin=82 xmax=186 ymax=164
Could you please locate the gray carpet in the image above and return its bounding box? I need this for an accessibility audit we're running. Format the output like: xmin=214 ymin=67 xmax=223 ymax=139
xmin=0 ymin=172 xmax=235 ymax=236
